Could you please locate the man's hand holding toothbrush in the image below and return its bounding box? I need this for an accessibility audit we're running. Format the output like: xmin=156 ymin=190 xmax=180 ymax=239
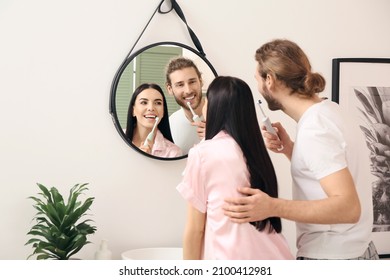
xmin=192 ymin=120 xmax=206 ymax=140
xmin=186 ymin=101 xmax=206 ymax=140
xmin=261 ymin=122 xmax=294 ymax=161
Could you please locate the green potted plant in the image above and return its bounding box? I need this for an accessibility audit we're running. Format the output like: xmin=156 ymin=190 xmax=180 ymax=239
xmin=26 ymin=183 xmax=97 ymax=260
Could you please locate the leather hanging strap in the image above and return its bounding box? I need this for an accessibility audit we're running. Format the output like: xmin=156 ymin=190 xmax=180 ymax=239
xmin=168 ymin=0 xmax=205 ymax=56
xmin=126 ymin=0 xmax=206 ymax=62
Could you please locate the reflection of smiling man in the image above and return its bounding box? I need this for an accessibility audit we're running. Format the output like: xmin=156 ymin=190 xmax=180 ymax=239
xmin=165 ymin=57 xmax=206 ymax=154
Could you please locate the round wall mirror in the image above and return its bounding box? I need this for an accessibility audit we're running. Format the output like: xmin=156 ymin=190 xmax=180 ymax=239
xmin=110 ymin=41 xmax=218 ymax=160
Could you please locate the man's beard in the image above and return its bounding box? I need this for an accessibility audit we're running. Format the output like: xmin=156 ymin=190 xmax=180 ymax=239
xmin=173 ymin=90 xmax=202 ymax=110
xmin=262 ymin=86 xmax=283 ymax=111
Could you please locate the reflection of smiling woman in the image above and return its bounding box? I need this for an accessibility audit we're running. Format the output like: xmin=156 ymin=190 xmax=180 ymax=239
xmin=125 ymin=83 xmax=183 ymax=158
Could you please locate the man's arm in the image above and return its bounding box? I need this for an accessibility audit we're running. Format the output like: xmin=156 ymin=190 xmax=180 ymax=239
xmin=223 ymin=167 xmax=361 ymax=224
xmin=183 ymin=204 xmax=206 ymax=260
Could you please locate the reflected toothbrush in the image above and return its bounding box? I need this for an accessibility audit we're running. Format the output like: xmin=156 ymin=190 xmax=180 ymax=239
xmin=186 ymin=101 xmax=202 ymax=122
xmin=257 ymin=100 xmax=284 ymax=151
xmin=143 ymin=117 xmax=159 ymax=147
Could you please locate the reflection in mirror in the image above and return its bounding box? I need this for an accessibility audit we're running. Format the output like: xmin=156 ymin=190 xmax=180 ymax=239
xmin=125 ymin=83 xmax=183 ymax=158
xmin=110 ymin=42 xmax=218 ymax=160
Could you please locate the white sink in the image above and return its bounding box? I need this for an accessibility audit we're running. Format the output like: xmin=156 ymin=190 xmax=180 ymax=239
xmin=121 ymin=247 xmax=183 ymax=260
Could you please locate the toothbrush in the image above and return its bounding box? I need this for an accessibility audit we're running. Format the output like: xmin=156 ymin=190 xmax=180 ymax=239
xmin=143 ymin=117 xmax=159 ymax=147
xmin=186 ymin=101 xmax=202 ymax=122
xmin=257 ymin=100 xmax=284 ymax=151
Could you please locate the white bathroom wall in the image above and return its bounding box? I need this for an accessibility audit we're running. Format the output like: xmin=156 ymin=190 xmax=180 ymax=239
xmin=0 ymin=0 xmax=389 ymax=260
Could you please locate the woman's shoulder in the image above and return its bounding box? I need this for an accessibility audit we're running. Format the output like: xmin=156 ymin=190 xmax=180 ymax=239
xmin=154 ymin=130 xmax=183 ymax=157
xmin=190 ymin=131 xmax=236 ymax=155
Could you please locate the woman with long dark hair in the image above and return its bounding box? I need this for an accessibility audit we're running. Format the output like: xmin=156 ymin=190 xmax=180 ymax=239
xmin=126 ymin=83 xmax=182 ymax=158
xmin=176 ymin=76 xmax=293 ymax=259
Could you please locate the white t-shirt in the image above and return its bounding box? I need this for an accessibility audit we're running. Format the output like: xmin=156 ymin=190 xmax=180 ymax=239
xmin=291 ymin=100 xmax=373 ymax=259
xmin=169 ymin=108 xmax=201 ymax=154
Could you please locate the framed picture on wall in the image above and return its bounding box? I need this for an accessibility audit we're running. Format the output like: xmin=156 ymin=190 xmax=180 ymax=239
xmin=332 ymin=58 xmax=390 ymax=258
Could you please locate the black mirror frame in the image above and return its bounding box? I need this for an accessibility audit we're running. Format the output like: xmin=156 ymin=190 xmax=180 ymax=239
xmin=109 ymin=41 xmax=218 ymax=161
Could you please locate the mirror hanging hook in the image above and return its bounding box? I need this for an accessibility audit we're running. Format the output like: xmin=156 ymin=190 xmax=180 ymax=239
xmin=158 ymin=0 xmax=174 ymax=14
